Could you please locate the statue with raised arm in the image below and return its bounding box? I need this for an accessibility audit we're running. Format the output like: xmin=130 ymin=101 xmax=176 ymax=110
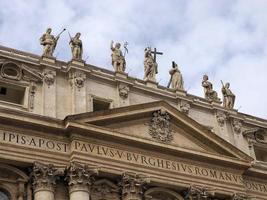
xmin=69 ymin=32 xmax=83 ymax=60
xmin=144 ymin=47 xmax=157 ymax=82
xmin=110 ymin=40 xmax=126 ymax=72
xmin=202 ymin=75 xmax=219 ymax=101
xmin=168 ymin=61 xmax=184 ymax=90
xmin=221 ymin=81 xmax=235 ymax=109
xmin=39 ymin=28 xmax=59 ymax=57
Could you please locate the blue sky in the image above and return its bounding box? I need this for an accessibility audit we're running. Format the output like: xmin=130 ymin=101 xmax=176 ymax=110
xmin=0 ymin=0 xmax=267 ymax=119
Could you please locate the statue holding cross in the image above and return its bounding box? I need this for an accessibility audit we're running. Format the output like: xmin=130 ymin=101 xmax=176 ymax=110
xmin=143 ymin=47 xmax=163 ymax=82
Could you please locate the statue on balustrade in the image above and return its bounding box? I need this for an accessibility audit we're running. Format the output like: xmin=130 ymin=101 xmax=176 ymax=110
xmin=39 ymin=28 xmax=65 ymax=57
xmin=167 ymin=61 xmax=184 ymax=90
xmin=110 ymin=40 xmax=126 ymax=72
xmin=69 ymin=32 xmax=83 ymax=60
xmin=221 ymin=81 xmax=235 ymax=109
xmin=202 ymin=75 xmax=219 ymax=101
xmin=144 ymin=47 xmax=158 ymax=82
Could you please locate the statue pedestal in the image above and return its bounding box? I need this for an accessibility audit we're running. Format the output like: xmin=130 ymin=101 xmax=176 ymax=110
xmin=115 ymin=71 xmax=128 ymax=79
xmin=145 ymin=80 xmax=158 ymax=88
xmin=175 ymin=89 xmax=186 ymax=96
xmin=211 ymin=100 xmax=222 ymax=107
xmin=40 ymin=56 xmax=56 ymax=63
xmin=69 ymin=59 xmax=85 ymax=67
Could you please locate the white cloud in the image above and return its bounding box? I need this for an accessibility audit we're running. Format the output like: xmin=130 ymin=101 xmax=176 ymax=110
xmin=0 ymin=0 xmax=266 ymax=119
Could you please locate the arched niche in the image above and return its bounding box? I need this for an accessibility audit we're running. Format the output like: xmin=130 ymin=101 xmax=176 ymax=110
xmin=91 ymin=179 xmax=120 ymax=200
xmin=145 ymin=187 xmax=184 ymax=200
xmin=0 ymin=164 xmax=29 ymax=200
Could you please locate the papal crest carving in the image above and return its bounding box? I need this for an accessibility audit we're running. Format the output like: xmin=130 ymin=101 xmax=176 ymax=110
xmin=149 ymin=110 xmax=173 ymax=143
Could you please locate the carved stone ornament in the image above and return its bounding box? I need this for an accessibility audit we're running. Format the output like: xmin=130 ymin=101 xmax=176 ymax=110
xmin=118 ymin=84 xmax=130 ymax=99
xmin=180 ymin=102 xmax=190 ymax=114
xmin=91 ymin=179 xmax=120 ymax=200
xmin=69 ymin=71 xmax=86 ymax=89
xmin=0 ymin=61 xmax=22 ymax=80
xmin=0 ymin=59 xmax=43 ymax=82
xmin=31 ymin=162 xmax=59 ymax=192
xmin=119 ymin=172 xmax=149 ymax=200
xmin=216 ymin=112 xmax=227 ymax=127
xmin=65 ymin=162 xmax=98 ymax=192
xmin=232 ymin=119 xmax=242 ymax=134
xmin=29 ymin=82 xmax=37 ymax=110
xmin=232 ymin=193 xmax=250 ymax=200
xmin=43 ymin=70 xmax=56 ymax=87
xmin=185 ymin=185 xmax=214 ymax=200
xmin=149 ymin=110 xmax=173 ymax=143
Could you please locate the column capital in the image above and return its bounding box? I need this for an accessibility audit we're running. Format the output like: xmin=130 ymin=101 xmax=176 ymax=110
xmin=65 ymin=162 xmax=98 ymax=194
xmin=185 ymin=185 xmax=214 ymax=200
xmin=120 ymin=172 xmax=149 ymax=200
xmin=232 ymin=193 xmax=251 ymax=200
xmin=31 ymin=162 xmax=59 ymax=193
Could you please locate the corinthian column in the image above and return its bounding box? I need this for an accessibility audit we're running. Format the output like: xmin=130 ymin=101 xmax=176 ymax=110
xmin=120 ymin=172 xmax=149 ymax=200
xmin=32 ymin=162 xmax=59 ymax=200
xmin=65 ymin=162 xmax=98 ymax=200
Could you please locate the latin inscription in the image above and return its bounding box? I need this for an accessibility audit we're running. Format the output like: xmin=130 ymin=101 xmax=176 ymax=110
xmin=0 ymin=130 xmax=68 ymax=153
xmin=0 ymin=130 xmax=266 ymax=195
xmin=73 ymin=140 xmax=267 ymax=194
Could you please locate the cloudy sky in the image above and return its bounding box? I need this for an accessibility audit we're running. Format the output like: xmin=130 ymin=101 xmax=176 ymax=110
xmin=0 ymin=0 xmax=266 ymax=119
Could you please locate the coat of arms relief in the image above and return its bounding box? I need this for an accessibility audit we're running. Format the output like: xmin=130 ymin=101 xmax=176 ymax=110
xmin=149 ymin=110 xmax=173 ymax=143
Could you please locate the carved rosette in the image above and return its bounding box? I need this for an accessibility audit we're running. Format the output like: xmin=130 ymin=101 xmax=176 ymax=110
xmin=185 ymin=185 xmax=214 ymax=200
xmin=120 ymin=172 xmax=149 ymax=200
xmin=118 ymin=84 xmax=130 ymax=99
xmin=216 ymin=112 xmax=227 ymax=127
xmin=65 ymin=162 xmax=98 ymax=194
xmin=43 ymin=70 xmax=56 ymax=87
xmin=31 ymin=162 xmax=59 ymax=193
xmin=149 ymin=110 xmax=173 ymax=143
xmin=232 ymin=119 xmax=242 ymax=134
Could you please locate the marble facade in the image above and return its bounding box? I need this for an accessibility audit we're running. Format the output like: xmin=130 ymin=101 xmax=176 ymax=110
xmin=0 ymin=45 xmax=266 ymax=199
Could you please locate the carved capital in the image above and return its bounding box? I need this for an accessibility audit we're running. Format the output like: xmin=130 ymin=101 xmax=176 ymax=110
xmin=149 ymin=109 xmax=173 ymax=143
xmin=232 ymin=193 xmax=251 ymax=200
xmin=118 ymin=84 xmax=130 ymax=99
xmin=92 ymin=179 xmax=120 ymax=200
xmin=232 ymin=119 xmax=242 ymax=134
xmin=31 ymin=162 xmax=59 ymax=193
xmin=43 ymin=70 xmax=56 ymax=87
xmin=65 ymin=162 xmax=98 ymax=193
xmin=216 ymin=112 xmax=227 ymax=127
xmin=120 ymin=172 xmax=149 ymax=200
xmin=185 ymin=185 xmax=214 ymax=200
xmin=180 ymin=102 xmax=190 ymax=114
xmin=69 ymin=71 xmax=86 ymax=90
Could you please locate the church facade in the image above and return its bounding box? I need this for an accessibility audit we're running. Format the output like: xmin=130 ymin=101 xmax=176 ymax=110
xmin=0 ymin=43 xmax=267 ymax=200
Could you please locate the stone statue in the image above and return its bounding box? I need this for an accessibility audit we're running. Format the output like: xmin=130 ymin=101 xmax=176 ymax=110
xmin=110 ymin=41 xmax=126 ymax=72
xmin=168 ymin=61 xmax=184 ymax=90
xmin=69 ymin=32 xmax=83 ymax=60
xmin=39 ymin=28 xmax=60 ymax=57
xmin=221 ymin=81 xmax=235 ymax=109
xmin=202 ymin=75 xmax=219 ymax=101
xmin=144 ymin=47 xmax=157 ymax=82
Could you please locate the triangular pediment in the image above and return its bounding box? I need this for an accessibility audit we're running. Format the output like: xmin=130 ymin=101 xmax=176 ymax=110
xmin=66 ymin=101 xmax=253 ymax=167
